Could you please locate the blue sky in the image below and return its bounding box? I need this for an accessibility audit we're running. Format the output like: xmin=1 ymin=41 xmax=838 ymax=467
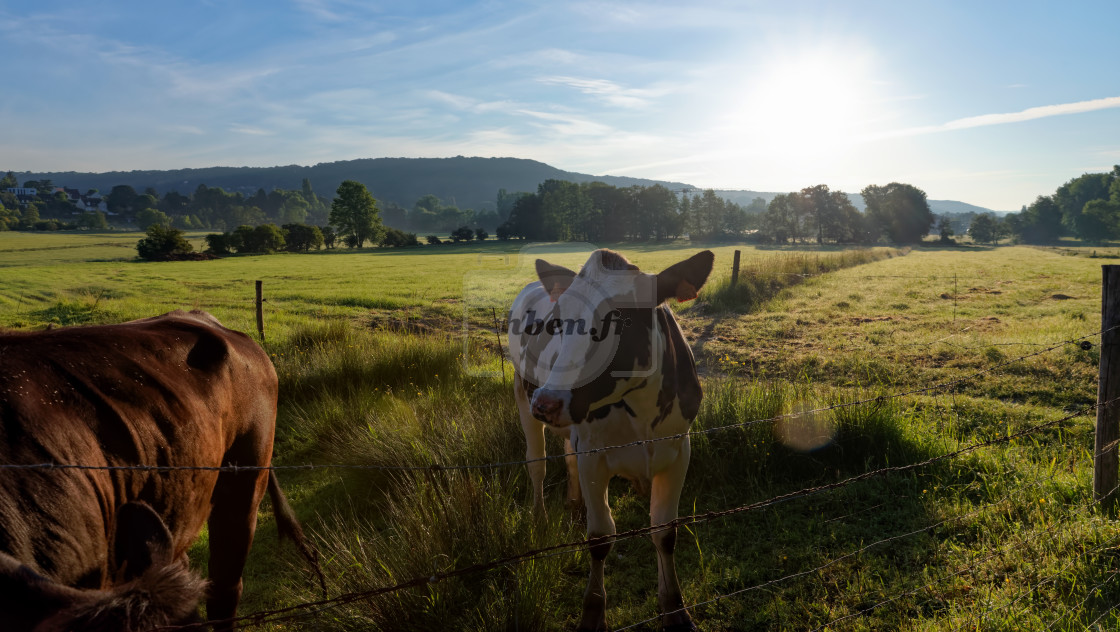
xmin=1 ymin=1 xmax=1118 ymax=210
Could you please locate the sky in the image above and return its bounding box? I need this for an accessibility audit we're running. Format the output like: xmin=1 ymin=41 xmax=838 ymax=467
xmin=2 ymin=1 xmax=1118 ymax=211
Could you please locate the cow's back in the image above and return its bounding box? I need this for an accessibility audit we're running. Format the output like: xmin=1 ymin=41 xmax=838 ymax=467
xmin=0 ymin=310 xmax=277 ymax=589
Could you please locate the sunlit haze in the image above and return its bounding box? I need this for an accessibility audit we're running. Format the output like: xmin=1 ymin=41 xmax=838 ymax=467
xmin=2 ymin=1 xmax=1118 ymax=210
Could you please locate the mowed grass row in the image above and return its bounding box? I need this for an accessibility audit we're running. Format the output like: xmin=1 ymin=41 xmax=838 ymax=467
xmin=2 ymin=232 xmax=1117 ymax=629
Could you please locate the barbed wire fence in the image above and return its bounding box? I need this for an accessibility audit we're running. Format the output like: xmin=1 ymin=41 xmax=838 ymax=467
xmin=3 ymin=324 xmax=1112 ymax=630
xmin=5 ymin=265 xmax=1118 ymax=630
xmin=148 ymin=399 xmax=1109 ymax=631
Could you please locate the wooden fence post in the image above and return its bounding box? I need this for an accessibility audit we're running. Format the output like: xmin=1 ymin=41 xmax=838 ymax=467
xmin=731 ymin=250 xmax=741 ymax=287
xmin=255 ymin=280 xmax=265 ymax=342
xmin=1095 ymin=265 xmax=1120 ymax=510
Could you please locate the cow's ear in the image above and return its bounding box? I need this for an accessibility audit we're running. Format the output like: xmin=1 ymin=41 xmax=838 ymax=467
xmin=656 ymin=250 xmax=715 ymax=303
xmin=536 ymin=259 xmax=576 ymax=302
xmin=111 ymin=502 xmax=175 ymax=582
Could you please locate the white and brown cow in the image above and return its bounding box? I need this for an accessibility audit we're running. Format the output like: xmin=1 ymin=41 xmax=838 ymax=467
xmin=510 ymin=248 xmax=713 ymax=632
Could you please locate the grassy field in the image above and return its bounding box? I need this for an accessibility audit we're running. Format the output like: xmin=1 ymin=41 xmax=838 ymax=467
xmin=2 ymin=231 xmax=1118 ymax=630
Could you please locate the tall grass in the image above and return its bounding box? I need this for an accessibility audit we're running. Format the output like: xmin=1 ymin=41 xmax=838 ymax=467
xmin=264 ymin=320 xmax=586 ymax=630
xmin=698 ymin=248 xmax=902 ymax=312
xmin=10 ymin=234 xmax=1117 ymax=629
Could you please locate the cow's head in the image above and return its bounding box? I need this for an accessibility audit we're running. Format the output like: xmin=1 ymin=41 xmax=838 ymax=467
xmin=0 ymin=501 xmax=206 ymax=632
xmin=513 ymin=249 xmax=713 ymax=427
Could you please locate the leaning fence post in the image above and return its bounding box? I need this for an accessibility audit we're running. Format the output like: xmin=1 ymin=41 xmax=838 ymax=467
xmin=731 ymin=250 xmax=741 ymax=287
xmin=1095 ymin=265 xmax=1120 ymax=510
xmin=255 ymin=280 xmax=265 ymax=342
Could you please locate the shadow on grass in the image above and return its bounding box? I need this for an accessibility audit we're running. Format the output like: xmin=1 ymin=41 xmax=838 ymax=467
xmin=671 ymin=379 xmax=972 ymax=630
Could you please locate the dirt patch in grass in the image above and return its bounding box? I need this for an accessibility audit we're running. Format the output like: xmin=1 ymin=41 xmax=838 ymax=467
xmin=850 ymin=315 xmax=896 ymax=324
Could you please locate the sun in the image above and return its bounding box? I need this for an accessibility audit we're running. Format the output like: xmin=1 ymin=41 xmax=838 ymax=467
xmin=724 ymin=47 xmax=881 ymax=162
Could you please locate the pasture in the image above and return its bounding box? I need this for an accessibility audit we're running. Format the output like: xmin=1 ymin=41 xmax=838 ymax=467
xmin=1 ymin=231 xmax=1117 ymax=630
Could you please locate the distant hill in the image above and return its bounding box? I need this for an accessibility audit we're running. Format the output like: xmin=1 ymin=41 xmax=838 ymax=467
xmin=12 ymin=157 xmax=691 ymax=212
xmin=12 ymin=157 xmax=1003 ymax=216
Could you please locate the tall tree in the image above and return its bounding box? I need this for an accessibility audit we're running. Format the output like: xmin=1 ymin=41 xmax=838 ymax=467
xmin=760 ymin=193 xmax=798 ymax=243
xmin=637 ymin=184 xmax=679 ymax=240
xmin=330 ymin=180 xmax=383 ymax=248
xmin=1055 ymin=170 xmax=1116 ymax=236
xmin=1012 ymin=195 xmax=1064 ymax=243
xmin=862 ymin=182 xmax=934 ymax=243
xmin=968 ymin=213 xmax=1000 ymax=244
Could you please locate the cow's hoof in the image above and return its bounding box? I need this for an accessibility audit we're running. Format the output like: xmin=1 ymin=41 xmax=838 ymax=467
xmin=576 ymin=617 xmax=608 ymax=631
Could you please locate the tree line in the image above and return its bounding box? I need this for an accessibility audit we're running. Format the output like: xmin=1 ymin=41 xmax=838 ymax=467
xmin=6 ymin=169 xmax=944 ymax=257
xmin=979 ymin=166 xmax=1120 ymax=244
xmin=497 ymin=179 xmax=936 ymax=244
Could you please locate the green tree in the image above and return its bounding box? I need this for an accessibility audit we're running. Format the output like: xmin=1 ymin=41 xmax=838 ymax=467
xmin=106 ymin=185 xmax=139 ymax=214
xmin=0 ymin=201 xmax=20 ymax=230
xmin=282 ymin=223 xmax=324 ymax=252
xmin=862 ymin=182 xmax=934 ymax=243
xmin=77 ymin=211 xmax=110 ymax=230
xmin=0 ymin=172 xmax=17 ymax=189
xmin=968 ymin=213 xmax=1001 ymax=244
xmin=1079 ymin=200 xmax=1120 ymax=242
xmin=330 ymin=180 xmax=383 ymax=248
xmin=380 ymin=227 xmax=420 ymax=247
xmin=136 ymin=225 xmax=194 ymax=261
xmin=450 ymin=226 xmax=474 ymax=243
xmin=760 ymin=193 xmax=815 ymax=243
xmin=204 ymin=233 xmax=233 ymax=255
xmin=1013 ymin=196 xmax=1064 ymax=243
xmin=320 ymin=225 xmax=337 ymax=249
xmin=20 ymin=204 xmax=41 ymax=228
xmin=136 ymin=207 xmax=170 ymax=230
xmin=1055 ymin=170 xmax=1116 ymax=236
xmin=160 ymin=191 xmax=190 ymax=215
xmin=256 ymin=224 xmax=286 ymax=252
xmin=937 ymin=216 xmax=955 ymax=244
xmin=638 ymin=184 xmax=680 ymax=240
xmin=30 ymin=179 xmax=53 ymax=196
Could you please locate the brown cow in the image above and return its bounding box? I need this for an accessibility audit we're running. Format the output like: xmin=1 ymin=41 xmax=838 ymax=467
xmin=0 ymin=501 xmax=206 ymax=632
xmin=0 ymin=310 xmax=321 ymax=629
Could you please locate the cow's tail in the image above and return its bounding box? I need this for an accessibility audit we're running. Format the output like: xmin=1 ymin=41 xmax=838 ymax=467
xmin=267 ymin=471 xmax=327 ymax=595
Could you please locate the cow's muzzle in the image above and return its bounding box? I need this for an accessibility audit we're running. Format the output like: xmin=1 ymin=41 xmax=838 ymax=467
xmin=531 ymin=389 xmax=571 ymax=426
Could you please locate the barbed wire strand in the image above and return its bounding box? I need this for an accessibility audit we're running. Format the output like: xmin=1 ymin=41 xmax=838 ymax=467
xmin=7 ymin=326 xmax=1109 ymax=477
xmin=622 ymin=466 xmax=1109 ymax=632
xmin=950 ymin=514 xmax=1120 ymax=632
xmin=865 ymin=485 xmax=1120 ymax=632
xmin=157 ymin=401 xmax=1099 ymax=631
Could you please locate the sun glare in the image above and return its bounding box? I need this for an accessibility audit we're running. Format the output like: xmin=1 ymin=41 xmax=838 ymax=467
xmin=724 ymin=48 xmax=881 ymax=165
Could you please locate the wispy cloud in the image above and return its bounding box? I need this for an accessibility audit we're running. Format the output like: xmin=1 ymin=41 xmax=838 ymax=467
xmin=536 ymin=76 xmax=665 ymax=109
xmin=229 ymin=125 xmax=274 ymax=136
xmin=516 ymin=110 xmax=616 ymax=137
xmin=292 ymin=0 xmax=346 ymax=22
xmin=875 ymin=95 xmax=1120 ymax=140
xmin=425 ymin=90 xmax=518 ymax=115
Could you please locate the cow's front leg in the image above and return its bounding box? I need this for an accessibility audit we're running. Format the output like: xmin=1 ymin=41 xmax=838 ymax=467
xmin=516 ymin=378 xmax=549 ymax=516
xmin=650 ymin=437 xmax=695 ymax=631
xmin=577 ymin=451 xmax=614 ymax=632
xmin=563 ymin=436 xmax=585 ymax=520
xmin=207 ymin=467 xmax=269 ymax=631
